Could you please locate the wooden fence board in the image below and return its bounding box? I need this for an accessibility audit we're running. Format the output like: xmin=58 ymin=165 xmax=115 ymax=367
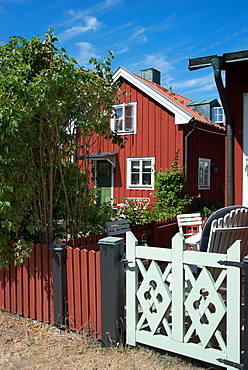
xmin=16 ymin=265 xmax=23 ymax=316
xmin=10 ymin=263 xmax=17 ymax=314
xmin=4 ymin=268 xmax=10 ymax=312
xmin=73 ymin=248 xmax=82 ymax=332
xmin=0 ymin=269 xmax=4 ymax=309
xmin=89 ymin=251 xmax=97 ymax=338
xmin=23 ymin=257 xmax=29 ymax=317
xmin=80 ymin=249 xmax=89 ymax=333
xmin=35 ymin=244 xmax=43 ymax=322
xmin=29 ymin=247 xmax=36 ymax=319
xmin=42 ymin=245 xmax=51 ymax=324
xmin=66 ymin=247 xmax=75 ymax=330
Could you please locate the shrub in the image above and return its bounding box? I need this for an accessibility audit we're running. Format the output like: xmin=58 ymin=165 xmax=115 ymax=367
xmin=153 ymin=150 xmax=196 ymax=219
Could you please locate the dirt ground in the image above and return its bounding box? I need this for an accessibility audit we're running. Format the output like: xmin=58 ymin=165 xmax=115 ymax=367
xmin=0 ymin=310 xmax=218 ymax=370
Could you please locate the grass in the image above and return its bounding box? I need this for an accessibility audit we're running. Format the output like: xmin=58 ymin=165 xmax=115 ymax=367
xmin=0 ymin=309 xmax=219 ymax=370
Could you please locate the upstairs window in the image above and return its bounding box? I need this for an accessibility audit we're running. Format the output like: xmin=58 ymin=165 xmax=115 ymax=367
xmin=111 ymin=102 xmax=137 ymax=134
xmin=212 ymin=107 xmax=225 ymax=124
xmin=127 ymin=157 xmax=155 ymax=189
xmin=198 ymin=158 xmax=211 ymax=189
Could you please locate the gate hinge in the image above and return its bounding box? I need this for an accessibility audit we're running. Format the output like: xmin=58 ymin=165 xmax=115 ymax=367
xmin=218 ymin=260 xmax=244 ymax=269
xmin=217 ymin=358 xmax=244 ymax=369
xmin=120 ymin=254 xmax=131 ymax=265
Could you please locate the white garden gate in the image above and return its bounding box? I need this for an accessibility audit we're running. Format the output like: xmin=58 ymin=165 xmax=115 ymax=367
xmin=125 ymin=231 xmax=243 ymax=370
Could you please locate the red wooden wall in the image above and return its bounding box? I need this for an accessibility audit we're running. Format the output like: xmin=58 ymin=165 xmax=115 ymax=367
xmin=186 ymin=124 xmax=225 ymax=207
xmin=83 ymin=76 xmax=225 ymax=208
xmin=225 ymin=60 xmax=248 ymax=205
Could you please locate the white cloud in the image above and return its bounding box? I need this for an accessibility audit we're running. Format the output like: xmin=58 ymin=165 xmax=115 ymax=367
xmin=169 ymin=72 xmax=217 ymax=98
xmin=76 ymin=42 xmax=98 ymax=66
xmin=58 ymin=16 xmax=102 ymax=41
xmin=172 ymin=73 xmax=214 ymax=90
xmin=66 ymin=9 xmax=88 ymax=22
xmin=116 ymin=47 xmax=129 ymax=54
xmin=131 ymin=26 xmax=147 ymax=43
xmin=65 ymin=0 xmax=122 ymax=22
xmin=134 ymin=54 xmax=173 ymax=73
xmin=95 ymin=0 xmax=122 ymax=11
xmin=132 ymin=27 xmax=145 ymax=39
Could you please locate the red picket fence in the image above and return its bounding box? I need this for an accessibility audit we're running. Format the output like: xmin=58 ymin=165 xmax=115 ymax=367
xmin=131 ymin=218 xmax=178 ymax=247
xmin=65 ymin=218 xmax=178 ymax=249
xmin=0 ymin=217 xmax=178 ymax=341
xmin=0 ymin=243 xmax=54 ymax=324
xmin=66 ymin=247 xmax=101 ymax=339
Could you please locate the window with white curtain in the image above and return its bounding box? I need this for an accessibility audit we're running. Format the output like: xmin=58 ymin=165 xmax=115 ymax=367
xmin=111 ymin=102 xmax=137 ymax=134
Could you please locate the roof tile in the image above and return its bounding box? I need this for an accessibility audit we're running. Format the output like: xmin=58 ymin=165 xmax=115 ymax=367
xmin=130 ymin=71 xmax=225 ymax=131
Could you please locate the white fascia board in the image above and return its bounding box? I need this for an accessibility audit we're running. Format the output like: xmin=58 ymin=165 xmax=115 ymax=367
xmin=113 ymin=67 xmax=193 ymax=125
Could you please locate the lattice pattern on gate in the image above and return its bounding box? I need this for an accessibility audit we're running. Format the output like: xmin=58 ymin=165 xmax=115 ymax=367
xmin=126 ymin=231 xmax=242 ymax=369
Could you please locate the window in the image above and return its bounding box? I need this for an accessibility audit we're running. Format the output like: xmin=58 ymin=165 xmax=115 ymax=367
xmin=127 ymin=157 xmax=155 ymax=189
xmin=212 ymin=107 xmax=225 ymax=124
xmin=111 ymin=102 xmax=137 ymax=134
xmin=198 ymin=158 xmax=211 ymax=189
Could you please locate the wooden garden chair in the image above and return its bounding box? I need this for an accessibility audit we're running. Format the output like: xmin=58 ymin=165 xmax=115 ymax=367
xmin=199 ymin=207 xmax=248 ymax=281
xmin=177 ymin=213 xmax=203 ymax=250
xmin=206 ymin=208 xmax=248 ymax=257
xmin=105 ymin=219 xmax=131 ymax=237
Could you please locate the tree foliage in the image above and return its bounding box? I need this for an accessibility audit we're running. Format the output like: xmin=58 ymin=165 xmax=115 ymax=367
xmin=0 ymin=30 xmax=122 ymax=267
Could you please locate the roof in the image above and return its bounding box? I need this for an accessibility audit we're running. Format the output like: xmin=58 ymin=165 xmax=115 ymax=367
xmin=113 ymin=66 xmax=225 ymax=131
xmin=185 ymin=99 xmax=220 ymax=106
xmin=78 ymin=152 xmax=118 ymax=160
xmin=188 ymin=50 xmax=248 ymax=71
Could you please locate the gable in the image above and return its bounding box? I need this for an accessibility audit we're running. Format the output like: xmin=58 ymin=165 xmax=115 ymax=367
xmin=113 ymin=67 xmax=193 ymax=125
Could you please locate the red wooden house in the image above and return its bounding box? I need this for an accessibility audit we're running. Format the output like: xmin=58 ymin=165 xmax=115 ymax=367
xmin=189 ymin=50 xmax=248 ymax=207
xmin=79 ymin=66 xmax=225 ymax=209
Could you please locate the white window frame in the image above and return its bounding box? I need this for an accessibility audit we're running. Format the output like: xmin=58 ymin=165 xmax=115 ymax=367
xmin=111 ymin=102 xmax=137 ymax=135
xmin=127 ymin=157 xmax=155 ymax=189
xmin=198 ymin=158 xmax=211 ymax=189
xmin=212 ymin=107 xmax=225 ymax=124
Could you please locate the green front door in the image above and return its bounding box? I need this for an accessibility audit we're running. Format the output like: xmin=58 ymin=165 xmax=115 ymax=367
xmin=96 ymin=160 xmax=112 ymax=204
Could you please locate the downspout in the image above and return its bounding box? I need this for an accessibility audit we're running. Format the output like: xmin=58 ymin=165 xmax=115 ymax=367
xmin=210 ymin=57 xmax=234 ymax=206
xmin=185 ymin=120 xmax=197 ymax=196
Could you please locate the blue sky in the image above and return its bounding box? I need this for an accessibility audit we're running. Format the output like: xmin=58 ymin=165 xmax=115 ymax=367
xmin=1 ymin=0 xmax=248 ymax=101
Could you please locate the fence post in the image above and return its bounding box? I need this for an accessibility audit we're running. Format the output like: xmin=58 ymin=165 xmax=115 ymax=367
xmin=51 ymin=242 xmax=68 ymax=327
xmin=99 ymin=236 xmax=124 ymax=346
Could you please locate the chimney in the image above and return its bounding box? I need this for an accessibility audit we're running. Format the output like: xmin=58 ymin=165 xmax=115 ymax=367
xmin=141 ymin=68 xmax=161 ymax=85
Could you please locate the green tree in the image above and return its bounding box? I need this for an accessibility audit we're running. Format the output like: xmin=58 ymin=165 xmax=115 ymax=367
xmin=0 ymin=30 xmax=123 ymax=267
